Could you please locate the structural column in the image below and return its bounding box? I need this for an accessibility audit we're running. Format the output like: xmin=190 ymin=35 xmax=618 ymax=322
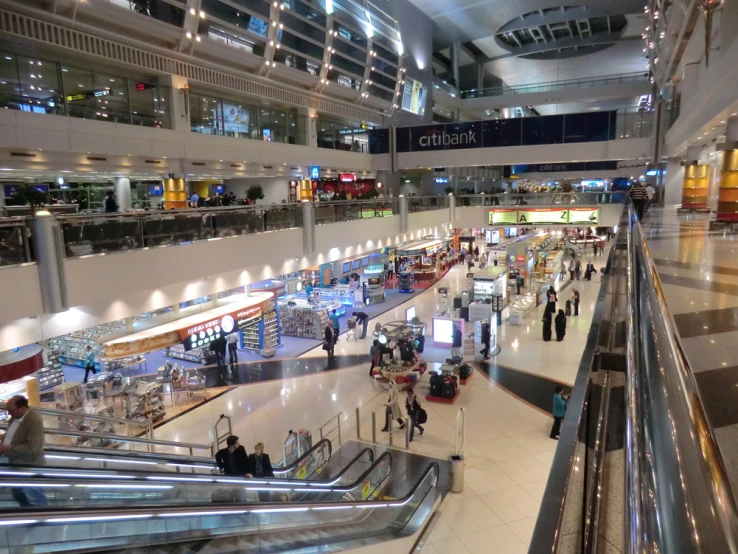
xmin=114 ymin=177 xmax=132 ymax=211
xmin=449 ymin=43 xmax=460 ymax=88
xmin=301 ymin=200 xmax=315 ymax=254
xmin=162 ymin=176 xmax=187 ymax=209
xmin=681 ymin=146 xmax=709 ymax=210
xmin=448 ymin=193 xmax=456 ymax=225
xmin=398 ymin=195 xmax=408 ymax=233
xmin=31 ymin=211 xmax=68 ymax=314
xmin=717 ymin=117 xmax=738 ymax=222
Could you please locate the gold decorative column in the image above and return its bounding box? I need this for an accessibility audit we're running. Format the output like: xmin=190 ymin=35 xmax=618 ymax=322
xmin=163 ymin=177 xmax=187 ymax=209
xmin=681 ymin=163 xmax=709 ymax=210
xmin=718 ymin=148 xmax=738 ymax=222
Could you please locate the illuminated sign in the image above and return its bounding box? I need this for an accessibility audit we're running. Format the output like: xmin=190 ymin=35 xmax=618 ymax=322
xmin=339 ymin=173 xmax=355 ymax=182
xmin=310 ymin=166 xmax=320 ymax=180
xmin=65 ymin=90 xmax=110 ymax=102
xmin=364 ymin=264 xmax=384 ymax=275
xmin=487 ymin=208 xmax=517 ymax=225
xmin=568 ymin=207 xmax=599 ymax=225
xmin=434 ymin=177 xmax=448 ymax=184
xmin=517 ymin=208 xmax=568 ymax=224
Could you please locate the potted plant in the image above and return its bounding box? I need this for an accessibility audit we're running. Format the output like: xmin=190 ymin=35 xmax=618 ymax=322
xmin=9 ymin=184 xmax=49 ymax=215
xmin=246 ymin=185 xmax=265 ymax=204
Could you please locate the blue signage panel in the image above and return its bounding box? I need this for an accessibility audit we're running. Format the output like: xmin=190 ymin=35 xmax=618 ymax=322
xmin=510 ymin=161 xmax=619 ymax=174
xmin=310 ymin=166 xmax=320 ymax=180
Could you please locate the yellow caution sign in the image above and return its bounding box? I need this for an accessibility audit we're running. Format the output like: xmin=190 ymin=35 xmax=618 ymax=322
xmin=361 ymin=479 xmax=372 ymax=500
xmin=296 ymin=460 xmax=307 ymax=480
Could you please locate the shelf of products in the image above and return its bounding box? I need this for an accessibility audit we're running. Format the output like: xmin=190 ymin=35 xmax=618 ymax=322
xmin=34 ymin=349 xmax=64 ymax=390
xmin=0 ymin=377 xmax=32 ymax=422
xmin=166 ymin=345 xmax=217 ymax=364
xmin=43 ymin=322 xmax=125 ymax=369
xmin=278 ymin=297 xmax=340 ymax=339
xmin=54 ymin=382 xmax=84 ymax=430
xmin=125 ymin=381 xmax=165 ymax=423
xmin=76 ymin=401 xmax=117 ymax=447
xmin=261 ymin=310 xmax=279 ymax=350
xmin=239 ymin=313 xmax=262 ymax=351
xmin=103 ymin=355 xmax=146 ymax=371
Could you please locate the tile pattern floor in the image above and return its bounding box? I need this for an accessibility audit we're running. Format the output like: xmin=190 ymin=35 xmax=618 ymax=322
xmin=643 ymin=207 xmax=738 ymax=491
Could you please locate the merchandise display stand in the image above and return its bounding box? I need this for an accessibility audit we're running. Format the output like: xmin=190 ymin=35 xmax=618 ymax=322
xmin=426 ymin=364 xmax=461 ymax=404
xmin=278 ymin=297 xmax=338 ymax=339
xmin=239 ymin=306 xmax=280 ymax=352
xmin=166 ymin=345 xmax=217 ymax=365
xmin=35 ymin=348 xmax=64 ymax=390
xmin=125 ymin=381 xmax=165 ymax=424
xmin=54 ymin=382 xmax=84 ymax=430
xmin=45 ymin=322 xmax=124 ymax=370
xmin=425 ymin=390 xmax=461 ymax=404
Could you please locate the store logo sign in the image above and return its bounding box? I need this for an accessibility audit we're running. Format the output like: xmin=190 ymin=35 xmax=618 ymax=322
xmin=419 ymin=128 xmax=476 ymax=148
xmin=310 ymin=166 xmax=320 ymax=180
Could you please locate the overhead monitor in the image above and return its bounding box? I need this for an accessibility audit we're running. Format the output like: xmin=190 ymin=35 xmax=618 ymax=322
xmin=342 ymin=262 xmax=351 ymax=274
xmin=351 ymin=259 xmax=361 ymax=270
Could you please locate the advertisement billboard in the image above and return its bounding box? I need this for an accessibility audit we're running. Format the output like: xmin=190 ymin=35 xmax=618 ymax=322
xmin=401 ymin=77 xmax=427 ymax=117
xmin=222 ymin=103 xmax=250 ymax=135
xmin=488 ymin=208 xmax=517 ymax=226
xmin=517 ymin=208 xmax=568 ymax=225
xmin=568 ymin=207 xmax=599 ymax=225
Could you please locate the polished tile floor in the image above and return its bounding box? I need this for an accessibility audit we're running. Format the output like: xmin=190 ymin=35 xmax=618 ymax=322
xmin=641 ymin=207 xmax=738 ymax=491
xmin=149 ymin=249 xmax=604 ymax=553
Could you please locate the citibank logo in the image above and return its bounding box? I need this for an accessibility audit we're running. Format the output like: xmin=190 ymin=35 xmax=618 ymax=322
xmin=419 ymin=128 xmax=477 ymax=148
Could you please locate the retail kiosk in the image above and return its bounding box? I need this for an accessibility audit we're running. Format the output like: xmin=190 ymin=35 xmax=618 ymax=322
xmin=396 ymin=239 xmax=445 ymax=283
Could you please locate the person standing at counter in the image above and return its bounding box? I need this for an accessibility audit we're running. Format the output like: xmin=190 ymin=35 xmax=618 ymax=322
xmin=104 ymin=191 xmax=118 ymax=213
xmin=329 ymin=310 xmax=340 ymax=343
xmin=515 ymin=273 xmax=523 ymax=295
xmin=451 ymin=322 xmax=463 ymax=359
xmin=226 ymin=332 xmax=239 ymax=365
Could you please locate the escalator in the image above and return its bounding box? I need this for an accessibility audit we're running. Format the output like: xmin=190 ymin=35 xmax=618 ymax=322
xmin=0 ymin=448 xmax=440 ymax=552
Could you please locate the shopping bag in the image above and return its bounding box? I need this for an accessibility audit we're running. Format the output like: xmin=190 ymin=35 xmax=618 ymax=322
xmin=416 ymin=407 xmax=428 ymax=424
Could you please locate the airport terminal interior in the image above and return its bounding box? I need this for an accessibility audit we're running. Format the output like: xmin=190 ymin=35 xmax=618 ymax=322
xmin=0 ymin=0 xmax=735 ymax=551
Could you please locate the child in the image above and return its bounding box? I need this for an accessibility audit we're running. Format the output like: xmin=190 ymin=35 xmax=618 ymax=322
xmin=565 ymin=299 xmax=572 ymax=316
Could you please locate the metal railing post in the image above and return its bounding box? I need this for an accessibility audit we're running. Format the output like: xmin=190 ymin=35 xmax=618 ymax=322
xmin=371 ymin=412 xmax=377 ymax=444
xmin=356 ymin=407 xmax=361 ymax=440
xmin=389 ymin=426 xmax=394 ymax=448
xmin=336 ymin=414 xmax=342 ymax=446
xmin=405 ymin=421 xmax=410 ymax=450
xmin=320 ymin=428 xmax=324 ymax=441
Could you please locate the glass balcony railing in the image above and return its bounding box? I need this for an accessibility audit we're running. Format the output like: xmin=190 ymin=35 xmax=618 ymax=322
xmin=462 ymin=71 xmax=650 ymax=99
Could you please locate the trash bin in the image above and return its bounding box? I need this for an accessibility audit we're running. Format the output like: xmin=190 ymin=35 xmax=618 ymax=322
xmin=449 ymin=454 xmax=464 ymax=493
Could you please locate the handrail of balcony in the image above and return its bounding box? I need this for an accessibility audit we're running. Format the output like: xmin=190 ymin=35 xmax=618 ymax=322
xmin=462 ymin=72 xmax=650 ymax=99
xmin=432 ymin=76 xmax=460 ymax=98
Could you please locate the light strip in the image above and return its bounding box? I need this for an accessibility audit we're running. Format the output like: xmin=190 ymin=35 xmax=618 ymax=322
xmin=46 ymin=515 xmax=153 ymax=523
xmin=251 ymin=507 xmax=310 ymax=513
xmin=146 ymin=476 xmax=213 ymax=482
xmin=1 ymin=483 xmax=70 ymax=488
xmin=42 ymin=473 xmax=135 ymax=479
xmin=75 ymin=484 xmax=173 ymax=489
xmin=159 ymin=510 xmax=247 ymax=517
xmin=268 ymin=481 xmax=305 ymax=486
xmin=0 ymin=471 xmax=35 ymax=476
xmin=0 ymin=520 xmax=38 ymax=526
xmin=86 ymin=458 xmax=159 ymax=466
xmin=165 ymin=463 xmax=215 ymax=469
xmin=246 ymin=487 xmax=292 ymax=492
xmin=293 ymin=488 xmax=331 ymax=492
xmin=356 ymin=503 xmax=388 ymax=509
xmin=45 ymin=455 xmax=81 ymax=460
xmin=216 ymin=479 xmax=250 ymax=484
xmin=311 ymin=505 xmax=353 ymax=511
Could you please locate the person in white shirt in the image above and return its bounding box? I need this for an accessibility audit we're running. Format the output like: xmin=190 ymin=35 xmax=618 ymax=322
xmin=645 ymin=184 xmax=656 ymax=211
xmin=226 ymin=332 xmax=239 ymax=365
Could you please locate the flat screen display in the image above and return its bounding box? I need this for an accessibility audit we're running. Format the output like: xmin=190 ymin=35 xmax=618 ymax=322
xmin=351 ymin=259 xmax=361 ymax=270
xmin=213 ymin=185 xmax=225 ymax=194
xmin=342 ymin=262 xmax=351 ymax=274
xmin=406 ymin=306 xmax=416 ymax=322
xmin=401 ymin=77 xmax=427 ymax=117
xmin=361 ymin=257 xmax=369 ymax=267
xmin=149 ymin=184 xmax=164 ymax=195
xmin=433 ymin=318 xmax=454 ymax=344
xmin=222 ymin=103 xmax=250 ymax=136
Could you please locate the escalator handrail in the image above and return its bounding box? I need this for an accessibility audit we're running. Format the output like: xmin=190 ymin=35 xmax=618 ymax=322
xmin=0 ymin=448 xmax=385 ymax=496
xmin=624 ymin=207 xmax=738 ymax=552
xmin=0 ymin=461 xmax=440 ymax=522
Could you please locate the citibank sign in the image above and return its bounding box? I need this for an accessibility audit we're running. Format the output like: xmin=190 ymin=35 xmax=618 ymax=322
xmin=419 ymin=129 xmax=477 ymax=148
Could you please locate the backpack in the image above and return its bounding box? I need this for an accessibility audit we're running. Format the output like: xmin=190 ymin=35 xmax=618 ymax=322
xmin=416 ymin=407 xmax=428 ymax=424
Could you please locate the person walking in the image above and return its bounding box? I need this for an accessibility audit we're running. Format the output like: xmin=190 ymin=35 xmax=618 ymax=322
xmin=405 ymin=388 xmax=424 ymax=442
xmin=353 ymin=311 xmax=370 ymax=339
xmin=572 ymin=290 xmax=580 ymax=316
xmin=226 ymin=332 xmax=239 ymax=365
xmin=247 ymin=442 xmax=274 ymax=501
xmin=215 ymin=435 xmax=249 ymax=477
xmin=629 ymin=181 xmax=648 ymax=220
xmin=381 ymin=381 xmax=405 ymax=432
xmin=210 ymin=336 xmax=226 ymax=367
xmin=0 ymin=395 xmax=47 ymax=506
xmin=473 ymin=245 xmax=480 ymax=259
xmin=593 ymin=241 xmax=598 ymax=257
xmin=104 ymin=190 xmax=118 ymax=213
xmin=545 ymin=286 xmax=557 ymax=314
xmin=479 ymin=255 xmax=487 ymax=270
xmin=369 ymin=339 xmax=381 ymax=376
xmin=568 ymin=260 xmax=575 ymax=281
xmin=83 ymin=345 xmax=97 ymax=384
xmin=542 ymin=310 xmax=553 ymax=342
xmin=575 ymin=259 xmax=582 ymax=280
xmin=646 ymin=183 xmax=656 ymax=211
xmin=493 ymin=252 xmax=498 ymax=267
xmin=480 ymin=324 xmax=491 ymax=360
xmin=451 ymin=322 xmax=462 ymax=359
xmin=550 ymin=386 xmax=568 ymax=440
xmin=329 ymin=309 xmax=340 ymax=343
xmin=559 ymin=261 xmax=566 ymax=280
xmin=324 ymin=325 xmax=335 ymax=359
xmin=555 ymin=309 xmax=567 ymax=342
xmin=465 ymin=252 xmax=473 ymax=271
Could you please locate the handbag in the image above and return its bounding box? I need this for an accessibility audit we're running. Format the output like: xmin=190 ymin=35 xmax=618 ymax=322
xmin=416 ymin=407 xmax=428 ymax=424
xmin=322 ymin=341 xmax=330 ymax=351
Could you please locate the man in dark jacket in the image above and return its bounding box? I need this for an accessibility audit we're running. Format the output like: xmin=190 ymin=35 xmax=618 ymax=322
xmin=352 ymin=311 xmax=370 ymax=339
xmin=104 ymin=191 xmax=118 ymax=213
xmin=210 ymin=336 xmax=227 ymax=367
xmin=215 ymin=435 xmax=249 ymax=477
xmin=451 ymin=322 xmax=462 ymax=359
